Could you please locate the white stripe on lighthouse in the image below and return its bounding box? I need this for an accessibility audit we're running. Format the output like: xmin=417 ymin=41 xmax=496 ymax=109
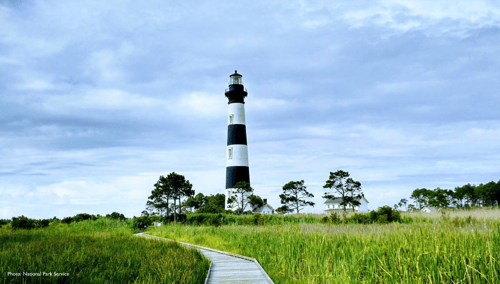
xmin=226 ymin=145 xmax=249 ymax=167
xmin=228 ymin=103 xmax=246 ymax=125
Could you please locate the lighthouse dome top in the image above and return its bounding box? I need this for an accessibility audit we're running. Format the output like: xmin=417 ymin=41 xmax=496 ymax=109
xmin=229 ymin=70 xmax=243 ymax=85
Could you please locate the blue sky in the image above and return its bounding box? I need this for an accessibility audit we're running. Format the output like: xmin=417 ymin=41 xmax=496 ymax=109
xmin=1 ymin=0 xmax=500 ymax=219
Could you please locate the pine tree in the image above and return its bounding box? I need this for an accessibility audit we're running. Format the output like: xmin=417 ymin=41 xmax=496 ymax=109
xmin=279 ymin=180 xmax=315 ymax=214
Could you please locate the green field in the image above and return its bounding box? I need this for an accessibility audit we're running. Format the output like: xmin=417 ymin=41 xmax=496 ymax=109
xmin=149 ymin=209 xmax=500 ymax=283
xmin=0 ymin=218 xmax=209 ymax=284
xmin=2 ymin=209 xmax=499 ymax=283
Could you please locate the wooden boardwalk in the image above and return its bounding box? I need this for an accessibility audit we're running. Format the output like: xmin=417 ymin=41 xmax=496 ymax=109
xmin=134 ymin=233 xmax=274 ymax=284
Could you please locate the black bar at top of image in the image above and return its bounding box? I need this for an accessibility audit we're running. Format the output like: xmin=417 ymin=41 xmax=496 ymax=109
xmin=226 ymin=166 xmax=250 ymax=189
xmin=227 ymin=124 xmax=247 ymax=145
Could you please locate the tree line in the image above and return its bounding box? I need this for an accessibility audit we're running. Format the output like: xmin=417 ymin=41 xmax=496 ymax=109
xmin=145 ymin=170 xmax=366 ymax=217
xmin=144 ymin=173 xmax=319 ymax=217
xmin=144 ymin=175 xmax=269 ymax=216
xmin=401 ymin=181 xmax=500 ymax=211
xmin=2 ymin=212 xmax=129 ymax=230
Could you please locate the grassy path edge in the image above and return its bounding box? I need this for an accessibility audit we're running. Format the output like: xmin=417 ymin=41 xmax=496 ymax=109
xmin=134 ymin=232 xmax=275 ymax=284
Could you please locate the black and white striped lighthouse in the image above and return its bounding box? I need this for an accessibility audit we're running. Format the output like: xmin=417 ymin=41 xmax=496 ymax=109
xmin=225 ymin=70 xmax=250 ymax=210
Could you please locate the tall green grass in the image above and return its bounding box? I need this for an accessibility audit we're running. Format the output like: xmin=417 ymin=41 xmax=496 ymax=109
xmin=1 ymin=218 xmax=209 ymax=284
xmin=150 ymin=213 xmax=500 ymax=283
xmin=182 ymin=213 xmax=321 ymax=226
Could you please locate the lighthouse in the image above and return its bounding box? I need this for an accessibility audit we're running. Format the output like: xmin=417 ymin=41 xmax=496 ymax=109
xmin=225 ymin=70 xmax=250 ymax=210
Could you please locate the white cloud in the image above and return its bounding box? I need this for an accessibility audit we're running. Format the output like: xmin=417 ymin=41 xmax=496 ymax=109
xmin=84 ymin=43 xmax=137 ymax=83
xmin=178 ymin=92 xmax=225 ymax=118
xmin=83 ymin=89 xmax=158 ymax=109
xmin=0 ymin=187 xmax=25 ymax=198
xmin=2 ymin=177 xmax=151 ymax=214
xmin=14 ymin=80 xmax=59 ymax=91
xmin=339 ymin=0 xmax=500 ymax=35
xmin=252 ymin=97 xmax=295 ymax=111
xmin=34 ymin=89 xmax=167 ymax=116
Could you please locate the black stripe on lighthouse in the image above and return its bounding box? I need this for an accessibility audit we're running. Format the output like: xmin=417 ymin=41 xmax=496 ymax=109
xmin=226 ymin=166 xmax=250 ymax=189
xmin=227 ymin=124 xmax=247 ymax=145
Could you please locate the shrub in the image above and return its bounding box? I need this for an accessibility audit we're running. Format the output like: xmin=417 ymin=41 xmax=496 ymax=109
xmin=34 ymin=219 xmax=50 ymax=228
xmin=320 ymin=213 xmax=342 ymax=224
xmin=330 ymin=212 xmax=342 ymax=224
xmin=62 ymin=217 xmax=73 ymax=224
xmin=184 ymin=213 xmax=227 ymax=226
xmin=206 ymin=215 xmax=222 ymax=226
xmin=252 ymin=213 xmax=269 ymax=226
xmin=107 ymin=212 xmax=126 ymax=221
xmin=11 ymin=216 xmax=35 ymax=229
xmin=0 ymin=219 xmax=10 ymax=228
xmin=133 ymin=216 xmax=153 ymax=231
xmin=377 ymin=214 xmax=389 ymax=224
xmin=370 ymin=206 xmax=401 ymax=223
xmin=378 ymin=206 xmax=401 ymax=222
xmin=73 ymin=213 xmax=98 ymax=222
xmin=161 ymin=214 xmax=187 ymax=223
xmin=350 ymin=213 xmax=372 ymax=224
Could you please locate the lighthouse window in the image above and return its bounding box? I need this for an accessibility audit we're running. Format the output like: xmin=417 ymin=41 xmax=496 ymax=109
xmin=230 ymin=76 xmax=242 ymax=85
xmin=229 ymin=114 xmax=234 ymax=124
xmin=228 ymin=148 xmax=233 ymax=160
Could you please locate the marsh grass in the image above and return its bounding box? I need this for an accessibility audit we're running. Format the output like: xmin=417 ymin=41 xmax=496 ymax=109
xmin=1 ymin=218 xmax=209 ymax=284
xmin=150 ymin=211 xmax=500 ymax=283
xmin=403 ymin=207 xmax=500 ymax=221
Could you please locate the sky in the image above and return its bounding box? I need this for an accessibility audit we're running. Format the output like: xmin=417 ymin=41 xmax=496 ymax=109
xmin=1 ymin=0 xmax=500 ymax=219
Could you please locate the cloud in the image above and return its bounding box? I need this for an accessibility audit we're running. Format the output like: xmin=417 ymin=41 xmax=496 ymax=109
xmin=1 ymin=0 xmax=500 ymax=218
xmin=337 ymin=0 xmax=500 ymax=36
xmin=178 ymin=92 xmax=225 ymax=118
xmin=0 ymin=176 xmax=154 ymax=218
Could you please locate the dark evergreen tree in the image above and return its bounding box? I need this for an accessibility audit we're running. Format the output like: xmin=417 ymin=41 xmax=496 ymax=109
xmin=247 ymin=194 xmax=264 ymax=211
xmin=479 ymin=181 xmax=498 ymax=207
xmin=107 ymin=212 xmax=126 ymax=221
xmin=166 ymin=172 xmax=194 ymax=222
xmin=276 ymin=205 xmax=293 ymax=214
xmin=280 ymin=180 xmax=315 ymax=213
xmin=410 ymin=188 xmax=432 ymax=209
xmin=323 ymin=170 xmax=363 ymax=212
xmin=184 ymin=193 xmax=207 ymax=212
xmin=452 ymin=185 xmax=467 ymax=207
xmin=147 ymin=175 xmax=173 ymax=216
xmin=495 ymin=180 xmax=500 ymax=207
xmin=147 ymin=172 xmax=194 ymax=221
xmin=461 ymin=183 xmax=478 ymax=206
xmin=198 ymin=194 xmax=226 ymax=213
xmin=428 ymin=187 xmax=453 ymax=208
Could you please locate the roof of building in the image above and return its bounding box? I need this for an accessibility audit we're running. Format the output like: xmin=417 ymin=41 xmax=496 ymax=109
xmin=253 ymin=203 xmax=274 ymax=213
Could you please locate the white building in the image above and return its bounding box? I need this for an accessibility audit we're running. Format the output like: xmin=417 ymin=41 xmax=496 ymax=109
xmin=421 ymin=206 xmax=439 ymax=213
xmin=324 ymin=196 xmax=369 ymax=213
xmin=253 ymin=199 xmax=274 ymax=214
